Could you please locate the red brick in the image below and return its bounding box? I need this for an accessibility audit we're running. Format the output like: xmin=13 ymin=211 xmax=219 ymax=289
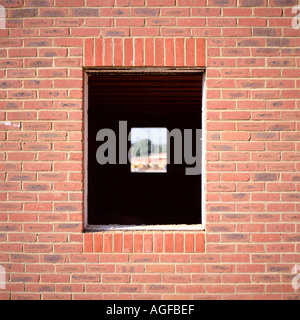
xmin=164 ymin=233 xmax=173 ymax=253
xmin=222 ymin=173 xmax=250 ymax=182
xmin=93 ymin=234 xmax=103 ymax=253
xmin=103 ymin=234 xmax=113 ymax=253
xmin=94 ymin=38 xmax=103 ymax=66
xmin=9 ymin=48 xmax=37 ymax=57
xmin=132 ymin=27 xmax=159 ymax=37
xmin=153 ymin=234 xmax=163 ymax=253
xmin=123 ymin=234 xmax=133 ymax=253
xmin=114 ymin=38 xmax=123 ymax=66
xmin=104 ymin=38 xmax=113 ymax=66
xmin=185 ymin=38 xmax=195 ymax=67
xmin=144 ymin=38 xmax=154 ymax=66
xmin=83 ymin=233 xmax=93 ymax=253
xmin=1 ymin=2 xmax=299 ymax=301
xmin=178 ymin=0 xmax=205 ymax=5
xmin=195 ymin=234 xmax=205 ymax=253
xmin=122 ymin=38 xmax=132 ymax=66
xmin=132 ymin=274 xmax=161 ymax=283
xmin=175 ymin=38 xmax=184 ymax=67
xmin=144 ymin=234 xmax=153 ymax=253
xmin=154 ymin=38 xmax=164 ymax=67
xmin=114 ymin=234 xmax=123 ymax=253
xmin=134 ymin=38 xmax=143 ymax=66
xmin=24 ymin=203 xmax=52 ymax=212
xmin=174 ymin=233 xmax=184 ymax=253
xmin=147 ymin=0 xmax=175 ymax=5
xmin=133 ymin=234 xmax=143 ymax=253
xmin=86 ymin=0 xmax=114 ymax=5
xmin=185 ymin=234 xmax=194 ymax=253
xmin=164 ymin=38 xmax=174 ymax=67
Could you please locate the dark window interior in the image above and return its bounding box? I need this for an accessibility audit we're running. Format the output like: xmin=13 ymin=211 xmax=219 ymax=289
xmin=87 ymin=71 xmax=203 ymax=226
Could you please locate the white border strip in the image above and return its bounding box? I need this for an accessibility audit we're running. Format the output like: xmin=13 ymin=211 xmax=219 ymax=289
xmin=83 ymin=68 xmax=205 ymax=232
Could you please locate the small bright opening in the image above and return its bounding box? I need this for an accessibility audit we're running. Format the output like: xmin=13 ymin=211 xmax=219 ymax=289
xmin=130 ymin=128 xmax=167 ymax=173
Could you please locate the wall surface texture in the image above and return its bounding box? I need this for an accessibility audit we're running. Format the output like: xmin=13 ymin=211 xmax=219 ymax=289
xmin=0 ymin=0 xmax=300 ymax=300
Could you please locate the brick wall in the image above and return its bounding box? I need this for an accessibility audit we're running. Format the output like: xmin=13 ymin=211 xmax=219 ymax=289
xmin=0 ymin=0 xmax=299 ymax=300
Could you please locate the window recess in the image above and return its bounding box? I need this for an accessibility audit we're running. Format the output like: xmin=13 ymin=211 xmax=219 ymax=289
xmin=84 ymin=68 xmax=205 ymax=231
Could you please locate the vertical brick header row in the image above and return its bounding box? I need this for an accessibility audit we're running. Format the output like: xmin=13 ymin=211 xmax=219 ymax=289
xmin=84 ymin=37 xmax=205 ymax=68
xmin=84 ymin=233 xmax=205 ymax=254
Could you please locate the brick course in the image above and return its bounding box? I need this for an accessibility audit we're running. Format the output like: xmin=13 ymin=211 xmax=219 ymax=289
xmin=0 ymin=0 xmax=299 ymax=300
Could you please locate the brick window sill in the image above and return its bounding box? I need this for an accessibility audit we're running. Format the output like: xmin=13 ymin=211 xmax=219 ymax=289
xmin=83 ymin=231 xmax=205 ymax=254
